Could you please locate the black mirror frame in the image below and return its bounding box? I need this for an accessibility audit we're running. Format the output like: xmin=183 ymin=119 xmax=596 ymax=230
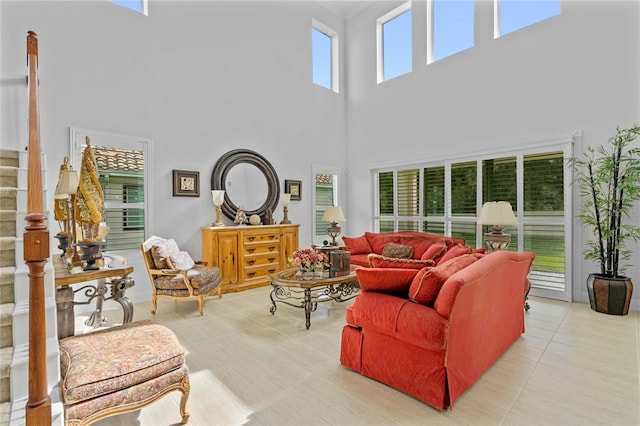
xmin=211 ymin=149 xmax=280 ymax=221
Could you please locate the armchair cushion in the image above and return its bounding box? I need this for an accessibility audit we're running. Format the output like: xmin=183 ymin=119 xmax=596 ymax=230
xmin=150 ymin=239 xmax=180 ymax=269
xmin=155 ymin=265 xmax=221 ymax=295
xmin=169 ymin=251 xmax=195 ymax=270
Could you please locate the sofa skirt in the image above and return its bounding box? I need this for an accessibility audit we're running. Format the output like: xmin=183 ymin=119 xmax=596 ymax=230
xmin=340 ymin=325 xmax=449 ymax=410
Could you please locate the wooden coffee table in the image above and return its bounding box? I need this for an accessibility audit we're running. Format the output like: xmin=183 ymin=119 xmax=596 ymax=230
xmin=269 ymin=267 xmax=359 ymax=329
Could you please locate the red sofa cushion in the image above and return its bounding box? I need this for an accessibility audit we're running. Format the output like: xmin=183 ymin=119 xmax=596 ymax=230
xmin=364 ymin=232 xmax=402 ymax=254
xmin=349 ymin=253 xmax=370 ymax=267
xmin=436 ymin=245 xmax=486 ymax=265
xmin=399 ymin=235 xmax=440 ymax=259
xmin=368 ymin=254 xmax=435 ymax=269
xmin=351 ymin=292 xmax=449 ymax=351
xmin=355 ymin=268 xmax=418 ymax=293
xmin=420 ymin=243 xmax=447 ymax=262
xmin=342 ymin=235 xmax=373 ymax=255
xmin=409 ymin=254 xmax=482 ymax=305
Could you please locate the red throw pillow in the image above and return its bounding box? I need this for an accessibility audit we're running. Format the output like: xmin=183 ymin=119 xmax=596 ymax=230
xmin=356 ymin=268 xmax=419 ymax=293
xmin=436 ymin=245 xmax=486 ymax=265
xmin=420 ymin=243 xmax=447 ymax=262
xmin=342 ymin=235 xmax=373 ymax=255
xmin=364 ymin=232 xmax=402 ymax=254
xmin=399 ymin=236 xmax=438 ymax=259
xmin=408 ymin=254 xmax=480 ymax=305
xmin=368 ymin=254 xmax=435 ymax=269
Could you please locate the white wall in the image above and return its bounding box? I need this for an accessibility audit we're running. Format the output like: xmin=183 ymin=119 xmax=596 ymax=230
xmin=1 ymin=0 xmax=348 ymax=302
xmin=344 ymin=0 xmax=640 ymax=308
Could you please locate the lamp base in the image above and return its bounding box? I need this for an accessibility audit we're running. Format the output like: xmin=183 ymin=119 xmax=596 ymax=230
xmin=484 ymin=232 xmax=511 ymax=251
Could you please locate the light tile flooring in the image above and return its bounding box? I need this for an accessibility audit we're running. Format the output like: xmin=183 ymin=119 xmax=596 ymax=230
xmin=94 ymin=286 xmax=639 ymax=426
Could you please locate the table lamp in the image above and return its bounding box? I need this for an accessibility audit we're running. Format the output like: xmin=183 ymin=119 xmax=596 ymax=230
xmin=322 ymin=206 xmax=346 ymax=246
xmin=54 ymin=167 xmax=83 ymax=270
xmin=477 ymin=201 xmax=518 ymax=250
xmin=211 ymin=190 xmax=225 ymax=227
xmin=280 ymin=193 xmax=291 ymax=224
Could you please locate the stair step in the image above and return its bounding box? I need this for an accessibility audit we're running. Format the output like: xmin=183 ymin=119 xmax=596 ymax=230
xmin=1 ymin=303 xmax=14 ymax=349
xmin=0 ymin=150 xmax=19 ymax=168
xmin=0 ymin=167 xmax=18 ymax=189
xmin=0 ymin=346 xmax=11 ymax=403
xmin=0 ymin=189 xmax=17 ymax=212
xmin=0 ymin=267 xmax=15 ymax=305
xmin=0 ymin=238 xmax=15 ymax=268
xmin=0 ymin=211 xmax=16 ymax=238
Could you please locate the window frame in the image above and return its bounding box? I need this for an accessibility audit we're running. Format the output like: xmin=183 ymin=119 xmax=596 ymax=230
xmin=111 ymin=0 xmax=148 ymax=15
xmin=494 ymin=0 xmax=561 ymax=39
xmin=427 ymin=0 xmax=475 ymax=64
xmin=70 ymin=127 xmax=152 ymax=255
xmin=377 ymin=1 xmax=413 ymax=83
xmin=371 ymin=133 xmax=576 ymax=302
xmin=312 ymin=19 xmax=339 ymax=93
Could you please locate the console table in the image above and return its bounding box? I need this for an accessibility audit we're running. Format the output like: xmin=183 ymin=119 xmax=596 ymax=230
xmin=53 ymin=256 xmax=135 ymax=339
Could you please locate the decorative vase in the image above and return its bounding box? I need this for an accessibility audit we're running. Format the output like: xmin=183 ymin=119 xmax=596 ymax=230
xmin=586 ymin=273 xmax=633 ymax=316
xmin=53 ymin=233 xmax=69 ymax=257
xmin=77 ymin=241 xmax=104 ymax=271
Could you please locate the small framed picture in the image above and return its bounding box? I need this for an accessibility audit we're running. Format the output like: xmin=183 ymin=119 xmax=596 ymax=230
xmin=172 ymin=170 xmax=200 ymax=197
xmin=285 ymin=179 xmax=302 ymax=201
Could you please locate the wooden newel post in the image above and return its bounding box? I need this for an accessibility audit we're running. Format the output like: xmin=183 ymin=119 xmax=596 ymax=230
xmin=24 ymin=30 xmax=52 ymax=426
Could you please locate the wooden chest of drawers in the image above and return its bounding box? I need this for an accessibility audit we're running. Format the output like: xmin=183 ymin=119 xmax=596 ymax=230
xmin=202 ymin=224 xmax=299 ymax=293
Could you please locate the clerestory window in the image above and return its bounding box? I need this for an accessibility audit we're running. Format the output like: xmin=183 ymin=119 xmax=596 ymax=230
xmin=495 ymin=0 xmax=560 ymax=38
xmin=312 ymin=19 xmax=339 ymax=93
xmin=377 ymin=2 xmax=412 ymax=83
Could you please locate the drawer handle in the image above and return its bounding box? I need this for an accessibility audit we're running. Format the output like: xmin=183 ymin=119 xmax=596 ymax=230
xmin=269 ymin=235 xmax=275 ymax=240
xmin=248 ymin=272 xmax=255 ymax=277
xmin=248 ymin=248 xmax=255 ymax=254
xmin=248 ymin=260 xmax=255 ymax=265
xmin=268 ymin=258 xmax=275 ymax=262
xmin=247 ymin=236 xmax=255 ymax=241
xmin=268 ymin=246 xmax=275 ymax=251
xmin=268 ymin=269 xmax=276 ymax=273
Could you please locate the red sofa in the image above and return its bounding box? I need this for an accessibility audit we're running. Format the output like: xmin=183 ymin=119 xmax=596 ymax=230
xmin=340 ymin=250 xmax=535 ymax=411
xmin=342 ymin=231 xmax=466 ymax=267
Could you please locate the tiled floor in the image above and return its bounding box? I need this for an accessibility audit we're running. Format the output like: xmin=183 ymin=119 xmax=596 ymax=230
xmin=94 ymin=286 xmax=640 ymax=426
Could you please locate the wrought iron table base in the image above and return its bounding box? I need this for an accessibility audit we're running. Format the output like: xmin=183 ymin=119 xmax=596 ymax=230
xmin=270 ymin=281 xmax=359 ymax=329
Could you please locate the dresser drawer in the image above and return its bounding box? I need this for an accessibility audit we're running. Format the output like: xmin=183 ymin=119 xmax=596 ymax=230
xmin=243 ymin=231 xmax=280 ymax=245
xmin=243 ymin=253 xmax=278 ymax=268
xmin=243 ymin=243 xmax=279 ymax=256
xmin=243 ymin=264 xmax=278 ymax=281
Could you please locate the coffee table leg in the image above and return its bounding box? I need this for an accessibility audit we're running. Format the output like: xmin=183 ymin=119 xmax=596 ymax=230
xmin=304 ymin=288 xmax=312 ymax=329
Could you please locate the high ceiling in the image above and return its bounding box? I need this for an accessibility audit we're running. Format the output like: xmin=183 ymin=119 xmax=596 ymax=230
xmin=315 ymin=1 xmax=379 ymax=20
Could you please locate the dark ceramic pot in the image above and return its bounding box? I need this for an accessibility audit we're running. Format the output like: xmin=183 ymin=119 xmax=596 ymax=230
xmin=587 ymin=273 xmax=633 ymax=315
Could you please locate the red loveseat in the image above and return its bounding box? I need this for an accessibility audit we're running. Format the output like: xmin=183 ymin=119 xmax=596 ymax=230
xmin=340 ymin=250 xmax=535 ymax=411
xmin=342 ymin=231 xmax=466 ymax=267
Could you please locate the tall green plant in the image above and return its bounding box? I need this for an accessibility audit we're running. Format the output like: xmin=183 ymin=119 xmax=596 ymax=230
xmin=572 ymin=124 xmax=640 ymax=277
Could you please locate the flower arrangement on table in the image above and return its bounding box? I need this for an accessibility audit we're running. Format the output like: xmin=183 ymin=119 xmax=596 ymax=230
xmin=290 ymin=248 xmax=329 ymax=273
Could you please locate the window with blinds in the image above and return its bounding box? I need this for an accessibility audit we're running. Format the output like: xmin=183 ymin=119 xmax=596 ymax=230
xmin=372 ymin=145 xmax=570 ymax=300
xmin=96 ymin=146 xmax=145 ymax=251
xmin=313 ymin=168 xmax=341 ymax=244
xmin=70 ymin=128 xmax=150 ymax=253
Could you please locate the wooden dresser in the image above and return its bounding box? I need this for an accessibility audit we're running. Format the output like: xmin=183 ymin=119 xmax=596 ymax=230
xmin=202 ymin=224 xmax=299 ymax=293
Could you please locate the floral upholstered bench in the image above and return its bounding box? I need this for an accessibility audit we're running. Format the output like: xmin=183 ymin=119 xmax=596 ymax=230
xmin=58 ymin=320 xmax=190 ymax=425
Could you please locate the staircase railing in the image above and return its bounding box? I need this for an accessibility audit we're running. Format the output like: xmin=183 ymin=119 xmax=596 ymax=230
xmin=24 ymin=30 xmax=52 ymax=425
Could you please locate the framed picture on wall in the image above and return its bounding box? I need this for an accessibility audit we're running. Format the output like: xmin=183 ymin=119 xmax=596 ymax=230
xmin=285 ymin=179 xmax=302 ymax=201
xmin=173 ymin=170 xmax=200 ymax=197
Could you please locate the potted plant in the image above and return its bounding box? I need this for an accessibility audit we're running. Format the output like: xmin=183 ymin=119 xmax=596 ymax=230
xmin=572 ymin=124 xmax=640 ymax=315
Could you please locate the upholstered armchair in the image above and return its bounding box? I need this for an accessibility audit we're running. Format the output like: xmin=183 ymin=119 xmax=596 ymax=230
xmin=141 ymin=236 xmax=222 ymax=315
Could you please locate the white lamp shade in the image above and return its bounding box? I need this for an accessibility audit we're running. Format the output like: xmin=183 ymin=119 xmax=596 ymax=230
xmin=322 ymin=206 xmax=346 ymax=222
xmin=54 ymin=169 xmax=79 ymax=198
xmin=281 ymin=193 xmax=291 ymax=207
xmin=477 ymin=201 xmax=517 ymax=226
xmin=211 ymin=190 xmax=225 ymax=206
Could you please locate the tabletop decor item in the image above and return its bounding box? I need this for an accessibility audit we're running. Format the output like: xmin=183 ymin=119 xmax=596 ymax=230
xmin=234 ymin=208 xmax=247 ymax=225
xmin=290 ymin=248 xmax=329 ymax=275
xmin=571 ymin=124 xmax=640 ymax=315
xmin=74 ymin=137 xmax=106 ymax=270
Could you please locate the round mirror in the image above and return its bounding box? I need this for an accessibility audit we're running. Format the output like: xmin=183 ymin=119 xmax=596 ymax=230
xmin=211 ymin=149 xmax=280 ymax=221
